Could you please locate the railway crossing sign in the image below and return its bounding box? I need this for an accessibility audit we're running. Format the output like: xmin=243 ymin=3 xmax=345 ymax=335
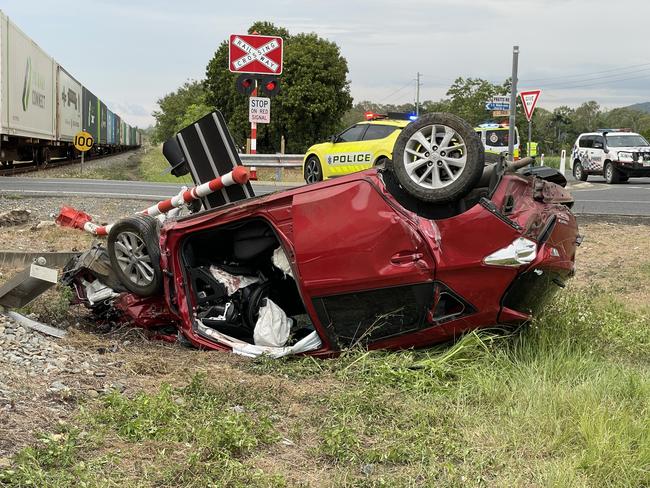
xmin=520 ymin=90 xmax=542 ymax=121
xmin=74 ymin=131 xmax=94 ymax=152
xmin=229 ymin=34 xmax=284 ymax=75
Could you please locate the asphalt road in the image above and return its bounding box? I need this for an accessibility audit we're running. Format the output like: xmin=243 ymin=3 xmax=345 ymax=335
xmin=0 ymin=177 xmax=297 ymax=200
xmin=568 ymin=176 xmax=650 ymax=216
xmin=1 ymin=175 xmax=648 ymax=216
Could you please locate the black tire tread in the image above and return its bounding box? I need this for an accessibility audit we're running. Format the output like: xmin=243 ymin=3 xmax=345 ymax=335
xmin=604 ymin=161 xmax=620 ymax=184
xmin=107 ymin=215 xmax=163 ymax=297
xmin=304 ymin=155 xmax=323 ymax=184
xmin=390 ymin=113 xmax=484 ymax=203
xmin=573 ymin=161 xmax=588 ymax=181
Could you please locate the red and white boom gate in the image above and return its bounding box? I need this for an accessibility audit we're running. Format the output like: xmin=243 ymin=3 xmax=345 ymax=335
xmin=56 ymin=166 xmax=250 ymax=236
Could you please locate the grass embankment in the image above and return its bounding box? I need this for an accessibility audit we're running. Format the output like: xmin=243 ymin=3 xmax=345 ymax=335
xmin=136 ymin=146 xmax=305 ymax=184
xmin=2 ymin=291 xmax=648 ymax=486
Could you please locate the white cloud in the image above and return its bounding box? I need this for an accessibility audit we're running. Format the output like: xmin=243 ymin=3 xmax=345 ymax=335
xmin=3 ymin=0 xmax=649 ymax=128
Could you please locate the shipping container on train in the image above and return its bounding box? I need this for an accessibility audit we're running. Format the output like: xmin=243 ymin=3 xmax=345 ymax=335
xmin=99 ymin=101 xmax=108 ymax=145
xmin=0 ymin=9 xmax=141 ymax=166
xmin=56 ymin=67 xmax=82 ymax=144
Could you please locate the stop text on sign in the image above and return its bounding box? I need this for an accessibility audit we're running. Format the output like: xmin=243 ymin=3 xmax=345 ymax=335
xmin=229 ymin=34 xmax=284 ymax=75
xmin=249 ymin=96 xmax=271 ymax=124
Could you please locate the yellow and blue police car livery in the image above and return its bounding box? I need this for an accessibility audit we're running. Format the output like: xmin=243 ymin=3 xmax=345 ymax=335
xmin=303 ymin=118 xmax=410 ymax=183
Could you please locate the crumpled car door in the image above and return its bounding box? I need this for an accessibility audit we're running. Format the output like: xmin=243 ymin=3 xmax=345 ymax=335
xmin=291 ymin=178 xmax=436 ymax=349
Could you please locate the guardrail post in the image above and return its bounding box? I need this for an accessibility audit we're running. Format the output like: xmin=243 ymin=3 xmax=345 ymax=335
xmin=559 ymin=150 xmax=566 ymax=175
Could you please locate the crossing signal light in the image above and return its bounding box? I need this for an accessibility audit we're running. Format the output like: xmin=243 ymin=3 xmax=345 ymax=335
xmin=235 ymin=74 xmax=256 ymax=96
xmin=235 ymin=74 xmax=281 ymax=97
xmin=260 ymin=76 xmax=280 ymax=97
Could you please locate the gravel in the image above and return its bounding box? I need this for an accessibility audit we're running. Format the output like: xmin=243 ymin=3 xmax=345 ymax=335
xmin=18 ymin=149 xmax=144 ymax=179
xmin=0 ymin=195 xmax=154 ymax=224
xmin=0 ymin=313 xmax=99 ymax=376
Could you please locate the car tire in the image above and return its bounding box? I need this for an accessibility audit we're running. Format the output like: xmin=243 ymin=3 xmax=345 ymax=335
xmin=304 ymin=156 xmax=323 ymax=184
xmin=391 ymin=113 xmax=484 ymax=203
xmin=604 ymin=161 xmax=620 ymax=184
xmin=573 ymin=161 xmax=588 ymax=181
xmin=107 ymin=215 xmax=163 ymax=297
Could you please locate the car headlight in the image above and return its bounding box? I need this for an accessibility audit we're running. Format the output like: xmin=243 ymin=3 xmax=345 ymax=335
xmin=617 ymin=151 xmax=635 ymax=162
xmin=484 ymin=237 xmax=537 ymax=267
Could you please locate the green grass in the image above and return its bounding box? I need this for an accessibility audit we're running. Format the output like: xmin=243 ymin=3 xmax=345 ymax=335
xmin=2 ymin=289 xmax=649 ymax=487
xmin=138 ymin=146 xmax=195 ymax=185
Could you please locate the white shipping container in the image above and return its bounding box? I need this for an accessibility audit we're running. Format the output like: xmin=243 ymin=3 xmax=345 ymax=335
xmin=0 ymin=11 xmax=56 ymax=140
xmin=56 ymin=67 xmax=82 ymax=141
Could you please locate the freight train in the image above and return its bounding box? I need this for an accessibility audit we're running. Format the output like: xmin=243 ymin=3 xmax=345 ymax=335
xmin=0 ymin=10 xmax=141 ymax=167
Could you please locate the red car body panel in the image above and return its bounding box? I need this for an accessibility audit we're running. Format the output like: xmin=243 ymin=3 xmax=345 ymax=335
xmin=149 ymin=168 xmax=578 ymax=356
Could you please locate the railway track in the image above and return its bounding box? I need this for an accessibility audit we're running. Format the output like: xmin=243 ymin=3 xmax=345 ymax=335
xmin=0 ymin=151 xmax=134 ymax=177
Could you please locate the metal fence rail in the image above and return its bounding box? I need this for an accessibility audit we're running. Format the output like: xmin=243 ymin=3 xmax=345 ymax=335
xmin=239 ymin=154 xmax=303 ymax=168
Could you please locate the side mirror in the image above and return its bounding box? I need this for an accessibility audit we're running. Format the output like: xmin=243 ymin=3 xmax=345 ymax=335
xmin=330 ymin=135 xmax=337 ymax=143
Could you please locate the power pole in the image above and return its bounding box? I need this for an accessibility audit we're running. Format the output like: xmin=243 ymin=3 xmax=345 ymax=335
xmin=508 ymin=46 xmax=519 ymax=163
xmin=415 ymin=72 xmax=421 ymax=116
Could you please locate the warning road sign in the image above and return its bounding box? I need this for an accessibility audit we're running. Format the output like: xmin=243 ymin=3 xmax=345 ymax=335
xmin=520 ymin=90 xmax=541 ymax=121
xmin=249 ymin=97 xmax=271 ymax=124
xmin=73 ymin=131 xmax=94 ymax=152
xmin=229 ymin=34 xmax=284 ymax=75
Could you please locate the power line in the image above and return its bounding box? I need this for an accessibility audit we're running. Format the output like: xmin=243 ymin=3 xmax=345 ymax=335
xmin=380 ymin=81 xmax=415 ymax=104
xmin=544 ymin=72 xmax=650 ymax=90
xmin=520 ymin=61 xmax=650 ymax=82
xmin=538 ymin=66 xmax=650 ymax=88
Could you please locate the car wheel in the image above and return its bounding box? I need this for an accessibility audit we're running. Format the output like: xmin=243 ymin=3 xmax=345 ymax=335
xmin=107 ymin=215 xmax=163 ymax=297
xmin=604 ymin=161 xmax=620 ymax=184
xmin=573 ymin=161 xmax=588 ymax=181
xmin=304 ymin=156 xmax=323 ymax=184
xmin=391 ymin=113 xmax=484 ymax=203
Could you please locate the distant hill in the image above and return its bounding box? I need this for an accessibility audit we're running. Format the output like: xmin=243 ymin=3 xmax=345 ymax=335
xmin=626 ymin=102 xmax=650 ymax=113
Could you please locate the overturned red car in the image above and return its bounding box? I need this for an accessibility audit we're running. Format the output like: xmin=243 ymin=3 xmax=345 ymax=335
xmin=64 ymin=112 xmax=579 ymax=358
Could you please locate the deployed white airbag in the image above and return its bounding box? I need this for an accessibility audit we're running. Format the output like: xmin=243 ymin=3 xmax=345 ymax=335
xmin=253 ymin=298 xmax=291 ymax=347
xmin=272 ymin=247 xmax=294 ymax=278
xmin=209 ymin=266 xmax=260 ymax=296
xmin=197 ymin=321 xmax=322 ymax=359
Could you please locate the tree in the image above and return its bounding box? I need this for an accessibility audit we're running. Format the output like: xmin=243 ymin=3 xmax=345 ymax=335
xmin=205 ymin=22 xmax=352 ymax=153
xmin=445 ymin=77 xmax=509 ymax=125
xmin=152 ymin=80 xmax=207 ymax=143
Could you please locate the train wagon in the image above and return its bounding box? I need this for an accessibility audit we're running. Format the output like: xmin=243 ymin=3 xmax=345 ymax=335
xmin=56 ymin=67 xmax=82 ymax=147
xmin=0 ymin=9 xmax=141 ymax=166
xmin=0 ymin=10 xmax=56 ymax=164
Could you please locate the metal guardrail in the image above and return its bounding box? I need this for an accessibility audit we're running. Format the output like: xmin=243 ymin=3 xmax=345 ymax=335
xmin=238 ymin=154 xmax=304 ymax=168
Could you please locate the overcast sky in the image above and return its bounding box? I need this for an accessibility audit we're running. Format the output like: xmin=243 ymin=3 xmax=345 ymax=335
xmin=4 ymin=0 xmax=649 ymax=127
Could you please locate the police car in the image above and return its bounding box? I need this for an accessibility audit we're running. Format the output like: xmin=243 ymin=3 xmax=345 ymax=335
xmin=571 ymin=129 xmax=650 ymax=183
xmin=474 ymin=123 xmax=520 ymax=162
xmin=303 ymin=113 xmax=411 ymax=183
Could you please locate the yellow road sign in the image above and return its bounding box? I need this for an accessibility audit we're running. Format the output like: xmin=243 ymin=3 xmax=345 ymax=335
xmin=74 ymin=131 xmax=94 ymax=152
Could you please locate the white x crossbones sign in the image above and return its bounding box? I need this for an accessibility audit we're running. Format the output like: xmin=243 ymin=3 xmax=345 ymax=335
xmin=232 ymin=36 xmax=281 ymax=72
